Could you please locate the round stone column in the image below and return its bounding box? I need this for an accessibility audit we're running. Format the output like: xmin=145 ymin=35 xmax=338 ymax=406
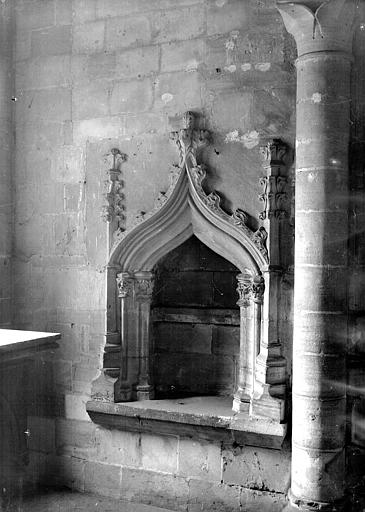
xmin=277 ymin=1 xmax=356 ymax=509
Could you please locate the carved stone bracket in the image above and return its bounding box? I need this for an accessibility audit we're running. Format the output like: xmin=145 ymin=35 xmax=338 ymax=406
xmin=102 ymin=148 xmax=127 ymax=235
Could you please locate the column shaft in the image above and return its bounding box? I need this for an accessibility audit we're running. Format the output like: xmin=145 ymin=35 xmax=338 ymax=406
xmin=291 ymin=53 xmax=350 ymax=505
xmin=277 ymin=1 xmax=356 ymax=508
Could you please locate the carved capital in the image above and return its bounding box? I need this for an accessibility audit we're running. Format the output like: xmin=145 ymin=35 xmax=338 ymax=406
xmin=236 ymin=272 xmax=253 ymax=308
xmin=252 ymin=275 xmax=265 ymax=303
xmin=236 ymin=272 xmax=265 ymax=307
xmin=116 ymin=272 xmax=134 ymax=299
xmin=134 ymin=271 xmax=154 ymax=303
xmin=277 ymin=0 xmax=356 ymax=56
xmin=170 ymin=111 xmax=210 ymax=170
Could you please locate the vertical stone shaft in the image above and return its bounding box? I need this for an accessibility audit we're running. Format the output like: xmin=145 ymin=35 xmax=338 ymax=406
xmin=233 ymin=272 xmax=254 ymax=412
xmin=0 ymin=3 xmax=13 ymax=327
xmin=115 ymin=272 xmax=134 ymax=401
xmin=277 ymin=0 xmax=356 ymax=508
xmin=293 ymin=51 xmax=350 ymax=506
xmin=135 ymin=271 xmax=155 ymax=400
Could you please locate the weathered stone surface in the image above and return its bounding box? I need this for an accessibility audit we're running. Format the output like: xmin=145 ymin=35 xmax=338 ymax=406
xmin=222 ymin=445 xmax=291 ymax=493
xmin=27 ymin=416 xmax=56 ymax=454
xmin=187 ymin=479 xmax=240 ymax=512
xmin=154 ymin=322 xmax=213 ymax=355
xmin=16 ymin=55 xmax=71 ymax=91
xmin=161 ymin=40 xmax=206 ymax=73
xmin=31 ymin=25 xmax=72 ymax=57
xmin=116 ymin=46 xmax=160 ymax=79
xmin=84 ymin=461 xmax=122 ymax=499
xmin=140 ymin=433 xmax=178 ymax=473
xmin=151 ymin=5 xmax=205 ymax=43
xmin=105 ymin=16 xmax=151 ymax=50
xmin=109 ymin=79 xmax=153 ymax=114
xmin=178 ymin=439 xmax=222 ymax=482
xmin=240 ymin=489 xmax=288 ymax=512
xmin=207 ymin=0 xmax=250 ymax=35
xmin=72 ymin=81 xmax=110 ymax=120
xmin=73 ymin=21 xmax=105 ymax=53
xmin=120 ymin=469 xmax=189 ymax=511
xmin=212 ymin=325 xmax=240 ymax=356
xmin=95 ymin=428 xmax=141 ymax=466
xmin=56 ymin=418 xmax=96 ymax=459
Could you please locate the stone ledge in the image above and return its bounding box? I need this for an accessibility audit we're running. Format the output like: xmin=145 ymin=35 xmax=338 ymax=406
xmin=86 ymin=396 xmax=287 ymax=449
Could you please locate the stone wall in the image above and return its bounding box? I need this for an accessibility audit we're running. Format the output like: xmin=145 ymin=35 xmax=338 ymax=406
xmin=12 ymin=0 xmax=297 ymax=508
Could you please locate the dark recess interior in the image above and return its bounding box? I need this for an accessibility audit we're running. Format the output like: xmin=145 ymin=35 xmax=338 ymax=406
xmin=152 ymin=235 xmax=240 ymax=399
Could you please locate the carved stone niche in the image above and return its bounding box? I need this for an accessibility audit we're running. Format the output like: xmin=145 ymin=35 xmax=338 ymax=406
xmin=87 ymin=114 xmax=290 ymax=447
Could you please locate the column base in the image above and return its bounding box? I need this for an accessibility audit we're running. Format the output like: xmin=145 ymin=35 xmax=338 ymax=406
xmin=114 ymin=381 xmax=133 ymax=402
xmin=288 ymin=489 xmax=349 ymax=512
xmin=250 ymin=383 xmax=285 ymax=422
xmin=136 ymin=385 xmax=155 ymax=400
xmin=232 ymin=394 xmax=250 ymax=413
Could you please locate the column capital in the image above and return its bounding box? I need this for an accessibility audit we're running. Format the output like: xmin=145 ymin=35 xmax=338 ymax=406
xmin=116 ymin=272 xmax=134 ymax=299
xmin=134 ymin=271 xmax=154 ymax=303
xmin=277 ymin=0 xmax=356 ymax=56
xmin=236 ymin=272 xmax=253 ymax=308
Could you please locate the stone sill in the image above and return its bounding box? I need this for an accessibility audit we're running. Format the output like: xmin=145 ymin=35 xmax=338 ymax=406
xmin=86 ymin=396 xmax=287 ymax=449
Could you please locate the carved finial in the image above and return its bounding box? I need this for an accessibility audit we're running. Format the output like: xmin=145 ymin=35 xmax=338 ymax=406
xmin=170 ymin=111 xmax=210 ymax=170
xmin=116 ymin=272 xmax=134 ymax=298
xmin=259 ymin=139 xmax=289 ymax=221
xmin=260 ymin=139 xmax=287 ymax=167
xmin=102 ymin=148 xmax=127 ymax=224
xmin=182 ymin=111 xmax=195 ymax=129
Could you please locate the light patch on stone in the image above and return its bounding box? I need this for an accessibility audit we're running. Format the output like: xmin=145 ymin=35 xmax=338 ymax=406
xmin=216 ymin=0 xmax=227 ymax=6
xmin=224 ymin=64 xmax=236 ymax=73
xmin=241 ymin=63 xmax=252 ymax=71
xmin=296 ymin=138 xmax=312 ymax=145
xmin=311 ymin=92 xmax=322 ymax=103
xmin=307 ymin=172 xmax=315 ymax=182
xmin=225 ymin=129 xmax=260 ymax=148
xmin=161 ymin=93 xmax=173 ymax=104
xmin=330 ymin=158 xmax=341 ymax=165
xmin=242 ymin=130 xmax=259 ymax=149
xmin=225 ymin=39 xmax=235 ymax=51
xmin=186 ymin=60 xmax=198 ymax=72
xmin=255 ymin=62 xmax=271 ymax=72
xmin=224 ymin=130 xmax=240 ymax=143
